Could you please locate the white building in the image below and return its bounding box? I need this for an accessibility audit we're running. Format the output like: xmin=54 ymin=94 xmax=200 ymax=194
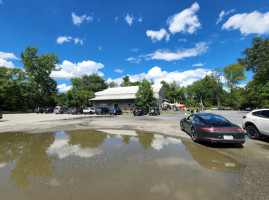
xmin=89 ymin=84 xmax=165 ymax=109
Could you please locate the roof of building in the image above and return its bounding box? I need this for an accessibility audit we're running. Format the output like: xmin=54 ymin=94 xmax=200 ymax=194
xmin=90 ymin=84 xmax=163 ymax=101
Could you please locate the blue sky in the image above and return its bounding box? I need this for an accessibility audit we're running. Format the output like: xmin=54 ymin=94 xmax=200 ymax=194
xmin=1 ymin=0 xmax=269 ymax=92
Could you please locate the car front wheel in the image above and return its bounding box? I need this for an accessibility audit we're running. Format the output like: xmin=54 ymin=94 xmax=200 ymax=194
xmin=180 ymin=122 xmax=185 ymax=131
xmin=191 ymin=127 xmax=199 ymax=143
xmin=246 ymin=125 xmax=260 ymax=139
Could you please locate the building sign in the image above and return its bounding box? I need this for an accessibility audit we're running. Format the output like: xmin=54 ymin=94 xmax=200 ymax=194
xmin=100 ymin=104 xmax=107 ymax=107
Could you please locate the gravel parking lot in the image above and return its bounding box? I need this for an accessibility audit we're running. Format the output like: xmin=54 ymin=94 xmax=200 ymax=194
xmin=0 ymin=110 xmax=269 ymax=199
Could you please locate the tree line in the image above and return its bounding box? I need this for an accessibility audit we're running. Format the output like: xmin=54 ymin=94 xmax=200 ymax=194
xmin=0 ymin=37 xmax=268 ymax=111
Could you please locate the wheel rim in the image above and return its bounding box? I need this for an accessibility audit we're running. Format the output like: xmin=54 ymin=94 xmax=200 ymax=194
xmin=191 ymin=128 xmax=197 ymax=140
xmin=247 ymin=126 xmax=258 ymax=138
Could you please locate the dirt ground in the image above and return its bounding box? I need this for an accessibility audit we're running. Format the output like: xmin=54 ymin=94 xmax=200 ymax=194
xmin=1 ymin=111 xmax=269 ymax=199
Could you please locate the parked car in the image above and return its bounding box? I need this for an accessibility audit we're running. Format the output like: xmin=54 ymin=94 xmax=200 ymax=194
xmin=218 ymin=107 xmax=225 ymax=110
xmin=180 ymin=113 xmax=245 ymax=144
xmin=67 ymin=107 xmax=73 ymax=114
xmin=149 ymin=107 xmax=160 ymax=116
xmin=96 ymin=107 xmax=110 ymax=115
xmin=109 ymin=108 xmax=122 ymax=115
xmin=242 ymin=109 xmax=269 ymax=139
xmin=83 ymin=107 xmax=96 ymax=114
xmin=133 ymin=107 xmax=147 ymax=116
xmin=44 ymin=107 xmax=54 ymax=113
xmin=71 ymin=107 xmax=83 ymax=115
xmin=0 ymin=110 xmax=2 ymax=119
xmin=54 ymin=106 xmax=68 ymax=114
xmin=35 ymin=107 xmax=45 ymax=114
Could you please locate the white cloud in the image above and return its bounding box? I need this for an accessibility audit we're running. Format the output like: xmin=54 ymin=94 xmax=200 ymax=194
xmin=74 ymin=37 xmax=83 ymax=45
xmin=126 ymin=56 xmax=141 ymax=63
xmin=114 ymin=69 xmax=123 ymax=73
xmin=0 ymin=58 xmax=15 ymax=68
xmin=51 ymin=60 xmax=104 ymax=80
xmin=98 ymin=46 xmax=102 ymax=51
xmin=151 ymin=135 xmax=181 ymax=151
xmin=0 ymin=51 xmax=19 ymax=60
xmin=0 ymin=0 xmax=2 ymax=5
xmin=192 ymin=63 xmax=204 ymax=67
xmin=167 ymin=2 xmax=201 ymax=34
xmin=71 ymin=12 xmax=93 ymax=26
xmin=138 ymin=16 xmax=143 ymax=22
xmin=0 ymin=51 xmax=18 ymax=68
xmin=216 ymin=9 xmax=235 ymax=25
xmin=146 ymin=29 xmax=170 ymax=42
xmin=56 ymin=36 xmax=72 ymax=44
xmin=57 ymin=83 xmax=72 ymax=92
xmin=125 ymin=14 xmax=134 ymax=26
xmin=130 ymin=48 xmax=139 ymax=52
xmin=56 ymin=36 xmax=83 ymax=45
xmin=222 ymin=11 xmax=269 ymax=35
xmin=108 ymin=66 xmax=211 ymax=87
xmin=144 ymin=42 xmax=209 ymax=61
xmin=47 ymin=138 xmax=102 ymax=159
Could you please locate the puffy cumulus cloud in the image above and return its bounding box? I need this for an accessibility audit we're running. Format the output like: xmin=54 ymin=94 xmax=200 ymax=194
xmin=222 ymin=11 xmax=269 ymax=35
xmin=51 ymin=60 xmax=104 ymax=80
xmin=0 ymin=51 xmax=19 ymax=60
xmin=138 ymin=16 xmax=143 ymax=22
xmin=0 ymin=59 xmax=15 ymax=68
xmin=57 ymin=83 xmax=72 ymax=92
xmin=56 ymin=36 xmax=83 ymax=45
xmin=146 ymin=29 xmax=170 ymax=42
xmin=107 ymin=66 xmax=211 ymax=87
xmin=216 ymin=9 xmax=235 ymax=25
xmin=56 ymin=36 xmax=72 ymax=44
xmin=144 ymin=42 xmax=209 ymax=61
xmin=71 ymin=12 xmax=93 ymax=26
xmin=167 ymin=2 xmax=201 ymax=34
xmin=125 ymin=14 xmax=134 ymax=26
xmin=0 ymin=51 xmax=19 ymax=68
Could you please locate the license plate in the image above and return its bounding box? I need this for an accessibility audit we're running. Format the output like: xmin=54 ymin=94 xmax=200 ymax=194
xmin=224 ymin=135 xmax=233 ymax=140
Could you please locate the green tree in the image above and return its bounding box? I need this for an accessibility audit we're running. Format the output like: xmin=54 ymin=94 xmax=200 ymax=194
xmin=238 ymin=37 xmax=269 ymax=85
xmin=120 ymin=75 xmax=140 ymax=87
xmin=135 ymin=78 xmax=156 ymax=111
xmin=223 ymin=63 xmax=246 ymax=91
xmin=108 ymin=81 xmax=118 ymax=88
xmin=20 ymin=46 xmax=60 ymax=107
xmin=161 ymin=80 xmax=186 ymax=104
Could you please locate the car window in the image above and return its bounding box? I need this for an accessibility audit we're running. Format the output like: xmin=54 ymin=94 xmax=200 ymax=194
xmin=199 ymin=115 xmax=229 ymax=123
xmin=260 ymin=110 xmax=269 ymax=118
xmin=252 ymin=111 xmax=260 ymax=116
xmin=192 ymin=115 xmax=199 ymax=122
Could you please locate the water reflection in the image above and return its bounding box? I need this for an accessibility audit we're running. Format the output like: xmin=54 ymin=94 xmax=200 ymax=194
xmin=0 ymin=130 xmax=245 ymax=193
xmin=181 ymin=140 xmax=245 ymax=173
xmin=0 ymin=132 xmax=56 ymax=188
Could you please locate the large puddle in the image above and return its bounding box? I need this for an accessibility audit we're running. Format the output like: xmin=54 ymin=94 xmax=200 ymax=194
xmin=0 ymin=130 xmax=245 ymax=199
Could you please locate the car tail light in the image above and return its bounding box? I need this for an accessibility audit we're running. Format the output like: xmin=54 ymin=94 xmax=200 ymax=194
xmin=139 ymin=110 xmax=142 ymax=112
xmin=200 ymin=127 xmax=245 ymax=132
xmin=243 ymin=116 xmax=247 ymax=119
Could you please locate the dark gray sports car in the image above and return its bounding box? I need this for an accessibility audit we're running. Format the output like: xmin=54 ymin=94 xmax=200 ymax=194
xmin=180 ymin=113 xmax=245 ymax=144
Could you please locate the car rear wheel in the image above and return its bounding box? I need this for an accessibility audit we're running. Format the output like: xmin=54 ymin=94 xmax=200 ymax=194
xmin=180 ymin=122 xmax=185 ymax=131
xmin=246 ymin=125 xmax=260 ymax=139
xmin=191 ymin=127 xmax=199 ymax=143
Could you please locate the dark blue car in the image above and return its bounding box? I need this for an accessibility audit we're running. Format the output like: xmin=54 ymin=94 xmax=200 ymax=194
xmin=96 ymin=107 xmax=110 ymax=115
xmin=109 ymin=108 xmax=122 ymax=115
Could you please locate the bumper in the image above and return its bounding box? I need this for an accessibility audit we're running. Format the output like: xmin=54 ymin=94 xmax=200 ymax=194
xmin=203 ymin=137 xmax=245 ymax=144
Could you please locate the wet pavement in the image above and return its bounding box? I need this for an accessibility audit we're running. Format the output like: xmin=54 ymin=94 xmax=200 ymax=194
xmin=0 ymin=130 xmax=250 ymax=200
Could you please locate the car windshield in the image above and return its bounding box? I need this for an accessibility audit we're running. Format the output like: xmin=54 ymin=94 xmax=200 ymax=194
xmin=199 ymin=115 xmax=230 ymax=124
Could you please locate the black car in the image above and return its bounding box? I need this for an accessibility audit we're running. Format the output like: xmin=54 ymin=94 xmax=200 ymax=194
xmin=109 ymin=108 xmax=122 ymax=115
xmin=71 ymin=107 xmax=83 ymax=115
xmin=34 ymin=107 xmax=45 ymax=114
xmin=180 ymin=113 xmax=245 ymax=144
xmin=96 ymin=107 xmax=110 ymax=115
xmin=44 ymin=107 xmax=54 ymax=113
xmin=149 ymin=107 xmax=160 ymax=116
xmin=133 ymin=107 xmax=147 ymax=116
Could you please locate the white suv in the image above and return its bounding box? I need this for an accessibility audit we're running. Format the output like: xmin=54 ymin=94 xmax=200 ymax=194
xmin=242 ymin=109 xmax=269 ymax=139
xmin=83 ymin=107 xmax=95 ymax=114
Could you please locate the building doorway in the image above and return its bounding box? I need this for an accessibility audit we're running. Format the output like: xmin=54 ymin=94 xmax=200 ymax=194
xmin=113 ymin=103 xmax=119 ymax=108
